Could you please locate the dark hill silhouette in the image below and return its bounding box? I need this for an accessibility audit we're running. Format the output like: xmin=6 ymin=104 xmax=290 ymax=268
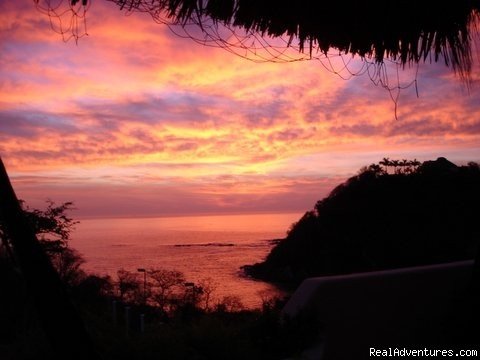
xmin=244 ymin=158 xmax=480 ymax=286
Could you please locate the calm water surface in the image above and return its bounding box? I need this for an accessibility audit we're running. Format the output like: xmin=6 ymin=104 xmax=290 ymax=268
xmin=70 ymin=213 xmax=301 ymax=308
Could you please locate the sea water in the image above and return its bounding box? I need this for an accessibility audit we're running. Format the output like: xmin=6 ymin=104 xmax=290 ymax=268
xmin=70 ymin=212 xmax=301 ymax=308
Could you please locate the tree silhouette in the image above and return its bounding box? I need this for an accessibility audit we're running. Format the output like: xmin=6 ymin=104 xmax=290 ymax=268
xmin=148 ymin=268 xmax=186 ymax=313
xmin=246 ymin=158 xmax=480 ymax=285
xmin=197 ymin=277 xmax=217 ymax=311
xmin=379 ymin=157 xmax=391 ymax=174
xmin=1 ymin=200 xmax=86 ymax=288
xmin=117 ymin=268 xmax=143 ymax=303
xmin=391 ymin=159 xmax=400 ymax=174
xmin=50 ymin=247 xmax=86 ymax=287
xmin=22 ymin=201 xmax=78 ymax=253
xmin=0 ymin=158 xmax=98 ymax=360
xmin=367 ymin=163 xmax=385 ymax=176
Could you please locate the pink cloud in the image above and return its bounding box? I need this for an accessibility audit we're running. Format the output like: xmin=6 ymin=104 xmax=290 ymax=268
xmin=1 ymin=1 xmax=479 ymax=216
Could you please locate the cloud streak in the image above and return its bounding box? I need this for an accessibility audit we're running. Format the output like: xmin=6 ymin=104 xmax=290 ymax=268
xmin=1 ymin=1 xmax=479 ymax=216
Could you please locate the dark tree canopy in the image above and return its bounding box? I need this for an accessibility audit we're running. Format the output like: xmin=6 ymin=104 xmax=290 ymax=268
xmin=0 ymin=158 xmax=98 ymax=360
xmin=244 ymin=158 xmax=480 ymax=285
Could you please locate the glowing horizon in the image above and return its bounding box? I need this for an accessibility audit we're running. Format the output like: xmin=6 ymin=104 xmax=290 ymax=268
xmin=1 ymin=1 xmax=479 ymax=217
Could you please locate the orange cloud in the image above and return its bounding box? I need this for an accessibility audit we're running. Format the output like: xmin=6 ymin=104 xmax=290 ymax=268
xmin=1 ymin=1 xmax=479 ymax=216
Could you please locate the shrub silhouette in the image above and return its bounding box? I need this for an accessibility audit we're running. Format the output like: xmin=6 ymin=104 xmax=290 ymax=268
xmin=246 ymin=158 xmax=480 ymax=285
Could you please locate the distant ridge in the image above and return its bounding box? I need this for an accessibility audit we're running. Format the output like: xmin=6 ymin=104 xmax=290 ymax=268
xmin=174 ymin=243 xmax=235 ymax=247
xmin=244 ymin=158 xmax=480 ymax=286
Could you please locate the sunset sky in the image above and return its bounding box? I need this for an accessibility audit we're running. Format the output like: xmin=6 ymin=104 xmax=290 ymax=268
xmin=1 ymin=1 xmax=480 ymax=218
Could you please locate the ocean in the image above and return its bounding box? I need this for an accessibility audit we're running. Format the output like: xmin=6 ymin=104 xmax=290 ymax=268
xmin=70 ymin=212 xmax=302 ymax=309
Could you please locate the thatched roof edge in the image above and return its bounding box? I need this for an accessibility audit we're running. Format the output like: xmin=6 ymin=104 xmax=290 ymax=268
xmin=112 ymin=0 xmax=480 ymax=74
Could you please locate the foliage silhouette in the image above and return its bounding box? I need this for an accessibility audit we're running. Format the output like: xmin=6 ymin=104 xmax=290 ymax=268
xmin=0 ymin=157 xmax=99 ymax=360
xmin=1 ymin=200 xmax=77 ymax=254
xmin=2 ymin=200 xmax=315 ymax=359
xmin=245 ymin=157 xmax=480 ymax=286
xmin=148 ymin=268 xmax=186 ymax=313
xmin=1 ymin=200 xmax=86 ymax=287
xmin=21 ymin=200 xmax=78 ymax=252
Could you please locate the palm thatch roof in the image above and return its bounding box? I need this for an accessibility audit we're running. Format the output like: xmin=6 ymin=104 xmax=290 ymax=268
xmin=110 ymin=0 xmax=479 ymax=76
